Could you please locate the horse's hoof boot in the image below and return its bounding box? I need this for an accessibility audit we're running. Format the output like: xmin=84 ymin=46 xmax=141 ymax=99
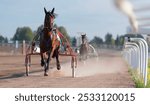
xmin=44 ymin=72 xmax=48 ymax=76
xmin=57 ymin=65 xmax=61 ymax=70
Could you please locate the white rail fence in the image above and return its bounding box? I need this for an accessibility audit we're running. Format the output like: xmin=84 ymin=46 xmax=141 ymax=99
xmin=0 ymin=40 xmax=27 ymax=55
xmin=123 ymin=38 xmax=148 ymax=86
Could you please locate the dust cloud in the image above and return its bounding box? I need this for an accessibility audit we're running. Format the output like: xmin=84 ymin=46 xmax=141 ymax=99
xmin=49 ymin=56 xmax=121 ymax=78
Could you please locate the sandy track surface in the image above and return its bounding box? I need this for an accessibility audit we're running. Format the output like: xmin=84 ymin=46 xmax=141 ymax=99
xmin=0 ymin=50 xmax=135 ymax=88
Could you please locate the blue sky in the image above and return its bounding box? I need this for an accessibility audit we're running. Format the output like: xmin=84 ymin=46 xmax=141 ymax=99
xmin=0 ymin=0 xmax=150 ymax=40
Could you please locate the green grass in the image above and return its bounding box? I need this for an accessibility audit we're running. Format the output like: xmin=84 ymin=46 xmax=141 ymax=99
xmin=129 ymin=59 xmax=150 ymax=88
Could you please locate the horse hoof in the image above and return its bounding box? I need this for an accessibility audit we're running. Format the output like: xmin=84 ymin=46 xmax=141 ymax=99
xmin=41 ymin=60 xmax=44 ymax=67
xmin=41 ymin=63 xmax=44 ymax=67
xmin=44 ymin=72 xmax=48 ymax=76
xmin=57 ymin=65 xmax=61 ymax=70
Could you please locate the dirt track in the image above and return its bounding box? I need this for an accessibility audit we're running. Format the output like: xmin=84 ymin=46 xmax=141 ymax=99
xmin=0 ymin=49 xmax=135 ymax=88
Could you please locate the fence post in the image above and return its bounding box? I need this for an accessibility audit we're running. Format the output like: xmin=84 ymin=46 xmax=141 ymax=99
xmin=15 ymin=40 xmax=18 ymax=49
xmin=22 ymin=40 xmax=26 ymax=55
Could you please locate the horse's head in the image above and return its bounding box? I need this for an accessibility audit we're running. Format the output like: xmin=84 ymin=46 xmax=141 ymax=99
xmin=44 ymin=7 xmax=56 ymax=31
xmin=81 ymin=34 xmax=87 ymax=44
xmin=42 ymin=8 xmax=60 ymax=51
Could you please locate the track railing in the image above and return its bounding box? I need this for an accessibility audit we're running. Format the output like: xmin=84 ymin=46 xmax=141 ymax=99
xmin=123 ymin=38 xmax=148 ymax=86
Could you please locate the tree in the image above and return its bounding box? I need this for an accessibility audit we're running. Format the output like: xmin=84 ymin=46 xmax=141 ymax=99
xmin=105 ymin=33 xmax=113 ymax=45
xmin=58 ymin=26 xmax=70 ymax=42
xmin=71 ymin=37 xmax=77 ymax=47
xmin=12 ymin=27 xmax=34 ymax=41
xmin=115 ymin=35 xmax=124 ymax=46
xmin=115 ymin=35 xmax=120 ymax=46
xmin=53 ymin=24 xmax=58 ymax=28
xmin=0 ymin=35 xmax=8 ymax=43
xmin=111 ymin=38 xmax=115 ymax=46
xmin=124 ymin=34 xmax=144 ymax=39
xmin=90 ymin=36 xmax=103 ymax=48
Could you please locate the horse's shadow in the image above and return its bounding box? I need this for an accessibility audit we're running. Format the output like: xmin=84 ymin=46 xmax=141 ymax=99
xmin=0 ymin=68 xmax=50 ymax=80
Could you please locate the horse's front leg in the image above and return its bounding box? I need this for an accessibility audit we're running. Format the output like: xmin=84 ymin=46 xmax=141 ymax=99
xmin=41 ymin=52 xmax=49 ymax=76
xmin=40 ymin=52 xmax=45 ymax=67
xmin=44 ymin=49 xmax=52 ymax=76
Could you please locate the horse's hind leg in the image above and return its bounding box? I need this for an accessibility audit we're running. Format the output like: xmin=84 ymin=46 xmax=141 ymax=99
xmin=55 ymin=48 xmax=61 ymax=70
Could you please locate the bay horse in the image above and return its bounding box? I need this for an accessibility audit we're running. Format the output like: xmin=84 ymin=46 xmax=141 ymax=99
xmin=40 ymin=8 xmax=61 ymax=76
